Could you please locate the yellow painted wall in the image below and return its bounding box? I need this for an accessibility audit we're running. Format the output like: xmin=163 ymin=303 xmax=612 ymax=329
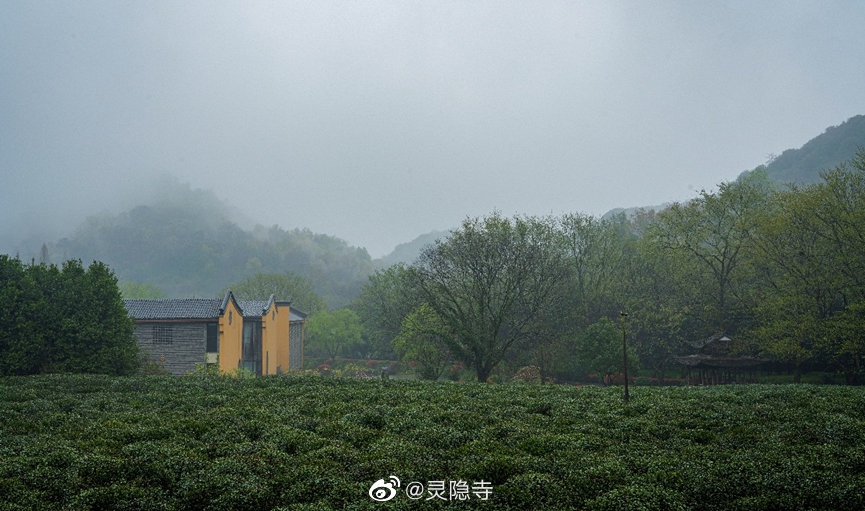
xmin=218 ymin=296 xmax=244 ymax=374
xmin=275 ymin=303 xmax=290 ymax=374
xmin=261 ymin=300 xmax=290 ymax=375
xmin=261 ymin=305 xmax=274 ymax=376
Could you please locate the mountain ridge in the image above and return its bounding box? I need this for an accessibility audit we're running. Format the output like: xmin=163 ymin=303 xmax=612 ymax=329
xmin=10 ymin=114 xmax=865 ymax=298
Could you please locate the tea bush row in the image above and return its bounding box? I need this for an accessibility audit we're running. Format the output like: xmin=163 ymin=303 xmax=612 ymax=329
xmin=1 ymin=374 xmax=864 ymax=509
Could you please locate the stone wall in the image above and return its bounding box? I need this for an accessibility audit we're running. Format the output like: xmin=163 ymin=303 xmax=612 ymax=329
xmin=133 ymin=322 xmax=207 ymax=375
xmin=289 ymin=322 xmax=304 ymax=371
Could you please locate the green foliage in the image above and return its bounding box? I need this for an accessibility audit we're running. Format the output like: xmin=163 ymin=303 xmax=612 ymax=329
xmin=560 ymin=212 xmax=633 ymax=328
xmin=305 ymin=309 xmax=364 ymax=360
xmin=392 ymin=304 xmax=452 ymax=380
xmin=747 ymin=150 xmax=865 ymax=380
xmin=575 ymin=318 xmax=639 ymax=379
xmin=351 ymin=263 xmax=420 ymax=360
xmin=647 ymin=171 xmax=770 ymax=336
xmin=226 ymin=271 xmax=326 ymax=315
xmin=410 ymin=212 xmax=569 ymax=382
xmin=0 ymin=256 xmax=140 ymax=376
xmin=1 ymin=375 xmax=865 ymax=509
xmin=50 ymin=180 xmax=373 ymax=307
xmin=118 ymin=280 xmax=166 ymax=299
xmin=356 ymin=152 xmax=865 ymax=384
xmin=364 ymin=153 xmax=865 ymax=383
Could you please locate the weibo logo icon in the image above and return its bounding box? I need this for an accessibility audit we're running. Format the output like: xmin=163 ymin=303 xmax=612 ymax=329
xmin=369 ymin=475 xmax=401 ymax=502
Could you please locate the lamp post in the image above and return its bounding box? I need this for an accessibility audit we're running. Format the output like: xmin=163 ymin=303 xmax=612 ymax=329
xmin=620 ymin=311 xmax=629 ymax=403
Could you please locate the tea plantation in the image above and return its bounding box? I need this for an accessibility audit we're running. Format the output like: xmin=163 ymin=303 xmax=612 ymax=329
xmin=1 ymin=375 xmax=864 ymax=510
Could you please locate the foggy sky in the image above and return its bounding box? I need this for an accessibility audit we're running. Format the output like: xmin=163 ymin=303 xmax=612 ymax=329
xmin=3 ymin=1 xmax=865 ymax=257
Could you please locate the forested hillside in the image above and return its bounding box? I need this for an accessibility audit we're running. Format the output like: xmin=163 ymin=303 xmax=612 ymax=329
xmin=45 ymin=184 xmax=373 ymax=307
xmin=356 ymin=151 xmax=865 ymax=383
xmin=16 ymin=115 xmax=865 ymax=314
xmin=374 ymin=230 xmax=448 ymax=268
xmin=741 ymin=114 xmax=865 ymax=184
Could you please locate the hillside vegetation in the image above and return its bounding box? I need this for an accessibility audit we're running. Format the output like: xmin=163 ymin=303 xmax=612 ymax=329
xmin=744 ymin=114 xmax=865 ymax=184
xmin=46 ymin=183 xmax=372 ymax=307
xmin=18 ymin=115 xmax=864 ymax=308
xmin=1 ymin=375 xmax=863 ymax=510
xmin=355 ymin=151 xmax=865 ymax=382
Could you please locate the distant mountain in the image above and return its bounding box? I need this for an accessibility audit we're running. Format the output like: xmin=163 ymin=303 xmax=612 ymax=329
xmin=746 ymin=115 xmax=865 ymax=184
xmin=21 ymin=115 xmax=863 ymax=306
xmin=602 ymin=115 xmax=865 ymax=220
xmin=44 ymin=182 xmax=373 ymax=307
xmin=375 ymin=230 xmax=449 ymax=268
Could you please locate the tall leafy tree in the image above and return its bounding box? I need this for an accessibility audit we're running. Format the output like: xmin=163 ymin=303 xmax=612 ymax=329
xmin=55 ymin=260 xmax=140 ymax=375
xmin=807 ymin=152 xmax=865 ymax=381
xmin=809 ymin=151 xmax=865 ymax=295
xmin=409 ymin=213 xmax=568 ymax=382
xmin=626 ymin=234 xmax=694 ymax=382
xmin=647 ymin=171 xmax=771 ymax=337
xmin=560 ymin=212 xmax=632 ymax=327
xmin=0 ymin=256 xmax=47 ymax=375
xmin=749 ymin=152 xmax=865 ymax=381
xmin=749 ymin=186 xmax=836 ymax=381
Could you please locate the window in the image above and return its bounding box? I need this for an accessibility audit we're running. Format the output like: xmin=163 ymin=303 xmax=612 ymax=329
xmin=151 ymin=325 xmax=173 ymax=344
xmin=206 ymin=323 xmax=218 ymax=353
xmin=242 ymin=321 xmax=262 ymax=375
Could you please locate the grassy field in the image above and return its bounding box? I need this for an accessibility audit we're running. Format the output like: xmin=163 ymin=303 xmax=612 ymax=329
xmin=1 ymin=375 xmax=864 ymax=510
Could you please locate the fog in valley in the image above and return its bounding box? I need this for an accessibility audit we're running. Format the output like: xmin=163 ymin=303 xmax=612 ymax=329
xmin=3 ymin=1 xmax=865 ymax=258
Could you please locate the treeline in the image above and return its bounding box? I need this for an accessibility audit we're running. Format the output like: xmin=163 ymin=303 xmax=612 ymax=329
xmin=349 ymin=152 xmax=865 ymax=383
xmin=0 ymin=256 xmax=140 ymax=376
xmin=44 ymin=183 xmax=373 ymax=307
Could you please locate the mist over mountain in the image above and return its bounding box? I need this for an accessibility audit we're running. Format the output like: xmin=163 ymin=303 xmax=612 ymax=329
xmin=385 ymin=115 xmax=865 ymax=264
xmin=5 ymin=115 xmax=865 ymax=305
xmin=741 ymin=114 xmax=865 ymax=185
xmin=606 ymin=114 xmax=865 ymax=221
xmin=374 ymin=231 xmax=449 ymax=268
xmin=34 ymin=180 xmax=373 ymax=307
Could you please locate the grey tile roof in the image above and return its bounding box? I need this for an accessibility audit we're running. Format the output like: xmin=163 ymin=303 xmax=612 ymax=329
xmin=124 ymin=298 xmax=223 ymax=320
xmin=123 ymin=292 xmax=298 ymax=322
xmin=238 ymin=300 xmax=271 ymax=318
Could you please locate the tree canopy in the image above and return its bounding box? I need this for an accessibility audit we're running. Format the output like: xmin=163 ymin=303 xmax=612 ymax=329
xmin=0 ymin=256 xmax=140 ymax=376
xmin=305 ymin=308 xmax=364 ymax=361
xmin=408 ymin=213 xmax=569 ymax=382
xmin=352 ymin=151 xmax=865 ymax=384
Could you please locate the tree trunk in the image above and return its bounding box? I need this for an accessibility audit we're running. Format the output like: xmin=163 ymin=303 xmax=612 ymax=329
xmin=476 ymin=364 xmax=491 ymax=383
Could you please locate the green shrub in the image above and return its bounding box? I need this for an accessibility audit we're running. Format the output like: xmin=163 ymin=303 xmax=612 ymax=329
xmin=586 ymin=484 xmax=688 ymax=511
xmin=1 ymin=376 xmax=864 ymax=510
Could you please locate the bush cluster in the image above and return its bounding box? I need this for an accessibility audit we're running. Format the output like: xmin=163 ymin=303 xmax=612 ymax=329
xmin=0 ymin=256 xmax=139 ymax=376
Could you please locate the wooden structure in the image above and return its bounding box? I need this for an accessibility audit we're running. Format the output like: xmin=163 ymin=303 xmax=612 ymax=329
xmin=675 ymin=334 xmax=767 ymax=385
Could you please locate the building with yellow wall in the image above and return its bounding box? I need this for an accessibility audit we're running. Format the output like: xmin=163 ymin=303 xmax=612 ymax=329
xmin=124 ymin=291 xmax=304 ymax=376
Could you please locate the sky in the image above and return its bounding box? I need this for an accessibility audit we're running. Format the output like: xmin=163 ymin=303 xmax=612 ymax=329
xmin=2 ymin=1 xmax=865 ymax=258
